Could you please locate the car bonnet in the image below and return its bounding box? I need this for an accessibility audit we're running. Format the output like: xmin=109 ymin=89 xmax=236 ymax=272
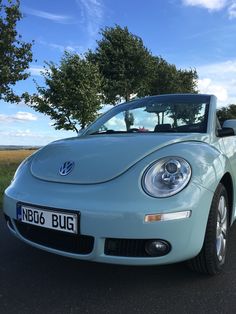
xmin=30 ymin=134 xmax=205 ymax=184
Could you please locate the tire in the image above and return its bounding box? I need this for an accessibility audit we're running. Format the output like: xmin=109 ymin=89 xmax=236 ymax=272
xmin=187 ymin=183 xmax=229 ymax=275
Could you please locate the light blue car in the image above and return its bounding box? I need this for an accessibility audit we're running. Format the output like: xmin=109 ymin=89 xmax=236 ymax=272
xmin=3 ymin=94 xmax=236 ymax=275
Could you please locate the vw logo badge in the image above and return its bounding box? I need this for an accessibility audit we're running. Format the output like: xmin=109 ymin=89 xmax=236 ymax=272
xmin=59 ymin=161 xmax=75 ymax=176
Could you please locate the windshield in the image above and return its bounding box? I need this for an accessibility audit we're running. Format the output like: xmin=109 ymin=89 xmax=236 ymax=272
xmin=86 ymin=95 xmax=210 ymax=135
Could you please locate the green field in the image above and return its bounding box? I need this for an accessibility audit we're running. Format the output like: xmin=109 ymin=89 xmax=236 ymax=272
xmin=0 ymin=150 xmax=36 ymax=209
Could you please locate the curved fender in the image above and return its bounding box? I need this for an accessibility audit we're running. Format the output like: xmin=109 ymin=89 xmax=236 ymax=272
xmin=144 ymin=141 xmax=231 ymax=193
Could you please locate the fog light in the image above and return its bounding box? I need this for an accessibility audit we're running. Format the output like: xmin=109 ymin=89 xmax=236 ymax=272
xmin=145 ymin=240 xmax=171 ymax=257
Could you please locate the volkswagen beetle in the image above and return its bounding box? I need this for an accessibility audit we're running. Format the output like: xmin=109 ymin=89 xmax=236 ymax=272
xmin=3 ymin=94 xmax=236 ymax=275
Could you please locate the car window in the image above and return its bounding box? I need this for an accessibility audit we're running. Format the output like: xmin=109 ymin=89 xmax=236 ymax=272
xmin=89 ymin=98 xmax=209 ymax=135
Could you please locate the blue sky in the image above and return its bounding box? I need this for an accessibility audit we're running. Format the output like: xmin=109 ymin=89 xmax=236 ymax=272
xmin=1 ymin=0 xmax=236 ymax=145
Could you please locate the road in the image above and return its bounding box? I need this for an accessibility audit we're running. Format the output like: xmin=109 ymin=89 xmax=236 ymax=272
xmin=1 ymin=212 xmax=236 ymax=314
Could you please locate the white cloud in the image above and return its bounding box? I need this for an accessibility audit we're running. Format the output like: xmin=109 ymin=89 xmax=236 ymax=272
xmin=105 ymin=116 xmax=126 ymax=130
xmin=182 ymin=0 xmax=228 ymax=10
xmin=0 ymin=129 xmax=31 ymax=137
xmin=23 ymin=7 xmax=76 ymax=24
xmin=0 ymin=128 xmax=74 ymax=146
xmin=48 ymin=43 xmax=77 ymax=52
xmin=0 ymin=129 xmax=48 ymax=146
xmin=182 ymin=0 xmax=236 ymax=18
xmin=0 ymin=112 xmax=38 ymax=123
xmin=14 ymin=112 xmax=38 ymax=121
xmin=197 ymin=60 xmax=236 ymax=106
xmin=14 ymin=129 xmax=32 ymax=137
xmin=198 ymin=78 xmax=228 ymax=101
xmin=228 ymin=2 xmax=236 ymax=18
xmin=76 ymin=0 xmax=104 ymax=39
xmin=38 ymin=40 xmax=84 ymax=53
xmin=197 ymin=60 xmax=236 ymax=75
xmin=28 ymin=66 xmax=45 ymax=76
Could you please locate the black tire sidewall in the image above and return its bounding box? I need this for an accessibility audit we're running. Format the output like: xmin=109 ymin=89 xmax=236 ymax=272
xmin=204 ymin=183 xmax=229 ymax=274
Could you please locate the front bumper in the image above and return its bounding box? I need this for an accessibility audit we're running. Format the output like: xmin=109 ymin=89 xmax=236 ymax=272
xmin=3 ymin=166 xmax=214 ymax=265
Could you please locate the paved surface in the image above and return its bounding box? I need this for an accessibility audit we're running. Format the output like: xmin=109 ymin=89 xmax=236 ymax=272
xmin=1 ymin=212 xmax=236 ymax=314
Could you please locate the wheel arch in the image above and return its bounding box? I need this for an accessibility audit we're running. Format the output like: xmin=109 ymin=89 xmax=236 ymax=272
xmin=220 ymin=172 xmax=234 ymax=225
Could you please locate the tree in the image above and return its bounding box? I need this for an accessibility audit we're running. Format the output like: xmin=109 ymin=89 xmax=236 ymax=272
xmin=124 ymin=111 xmax=134 ymax=130
xmin=168 ymin=103 xmax=203 ymax=128
xmin=217 ymin=104 xmax=236 ymax=124
xmin=146 ymin=57 xmax=198 ymax=126
xmin=87 ymin=25 xmax=154 ymax=103
xmin=148 ymin=57 xmax=198 ymax=96
xmin=24 ymin=52 xmax=102 ymax=132
xmin=88 ymin=26 xmax=198 ymax=104
xmin=0 ymin=0 xmax=33 ymax=102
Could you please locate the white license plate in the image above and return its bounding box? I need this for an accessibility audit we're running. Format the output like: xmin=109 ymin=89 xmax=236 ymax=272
xmin=17 ymin=204 xmax=78 ymax=234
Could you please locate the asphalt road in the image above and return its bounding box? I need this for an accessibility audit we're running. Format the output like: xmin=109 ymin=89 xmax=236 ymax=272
xmin=1 ymin=212 xmax=236 ymax=314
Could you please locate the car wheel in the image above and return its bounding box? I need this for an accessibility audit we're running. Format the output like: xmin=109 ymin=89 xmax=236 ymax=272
xmin=187 ymin=183 xmax=229 ymax=275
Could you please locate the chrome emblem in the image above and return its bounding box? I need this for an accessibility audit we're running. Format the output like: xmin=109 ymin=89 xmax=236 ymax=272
xmin=59 ymin=161 xmax=75 ymax=176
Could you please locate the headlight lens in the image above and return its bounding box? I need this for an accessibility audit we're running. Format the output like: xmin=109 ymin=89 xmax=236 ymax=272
xmin=142 ymin=157 xmax=191 ymax=198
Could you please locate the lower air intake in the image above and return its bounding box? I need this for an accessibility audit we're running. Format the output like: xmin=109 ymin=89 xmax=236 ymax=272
xmin=14 ymin=220 xmax=94 ymax=254
xmin=105 ymin=238 xmax=150 ymax=257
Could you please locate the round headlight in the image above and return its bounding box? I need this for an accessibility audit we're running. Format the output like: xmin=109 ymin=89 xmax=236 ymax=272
xmin=142 ymin=157 xmax=191 ymax=198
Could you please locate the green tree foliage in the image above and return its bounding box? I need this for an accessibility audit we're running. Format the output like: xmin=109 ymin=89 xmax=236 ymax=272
xmin=88 ymin=26 xmax=198 ymax=105
xmin=24 ymin=52 xmax=102 ymax=132
xmin=149 ymin=57 xmax=198 ymax=95
xmin=25 ymin=24 xmax=199 ymax=133
xmin=168 ymin=103 xmax=203 ymax=128
xmin=147 ymin=57 xmax=198 ymax=126
xmin=217 ymin=104 xmax=236 ymax=124
xmin=0 ymin=0 xmax=33 ymax=102
xmin=87 ymin=25 xmax=154 ymax=103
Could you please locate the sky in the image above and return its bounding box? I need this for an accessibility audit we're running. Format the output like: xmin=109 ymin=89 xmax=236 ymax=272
xmin=1 ymin=0 xmax=236 ymax=146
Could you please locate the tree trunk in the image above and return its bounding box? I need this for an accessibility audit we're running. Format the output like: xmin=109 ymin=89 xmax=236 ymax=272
xmin=162 ymin=111 xmax=164 ymax=124
xmin=67 ymin=115 xmax=79 ymax=134
xmin=125 ymin=93 xmax=130 ymax=102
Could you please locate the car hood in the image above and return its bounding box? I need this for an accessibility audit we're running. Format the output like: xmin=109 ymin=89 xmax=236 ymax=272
xmin=30 ymin=134 xmax=207 ymax=184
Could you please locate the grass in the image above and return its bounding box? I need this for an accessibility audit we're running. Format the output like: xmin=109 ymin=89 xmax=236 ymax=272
xmin=0 ymin=150 xmax=36 ymax=209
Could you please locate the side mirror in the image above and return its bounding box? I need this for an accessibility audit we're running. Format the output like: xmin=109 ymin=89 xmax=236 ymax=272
xmin=217 ymin=120 xmax=236 ymax=137
xmin=218 ymin=119 xmax=236 ymax=137
xmin=218 ymin=127 xmax=235 ymax=137
xmin=223 ymin=120 xmax=236 ymax=134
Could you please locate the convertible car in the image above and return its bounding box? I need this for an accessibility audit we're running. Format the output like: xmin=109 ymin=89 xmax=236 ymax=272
xmin=3 ymin=94 xmax=236 ymax=275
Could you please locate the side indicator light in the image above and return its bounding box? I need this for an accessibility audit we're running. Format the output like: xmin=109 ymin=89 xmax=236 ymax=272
xmin=145 ymin=210 xmax=191 ymax=223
